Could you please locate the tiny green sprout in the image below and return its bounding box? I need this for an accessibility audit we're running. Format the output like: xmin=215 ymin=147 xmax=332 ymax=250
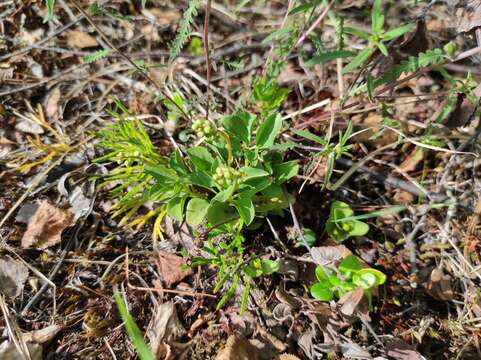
xmin=443 ymin=41 xmax=457 ymax=58
xmin=310 ymin=254 xmax=386 ymax=308
xmin=326 ymin=201 xmax=369 ymax=242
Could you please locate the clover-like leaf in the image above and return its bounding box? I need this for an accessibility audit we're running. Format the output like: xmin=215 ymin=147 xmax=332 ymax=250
xmin=339 ymin=255 xmax=361 ymax=277
xmin=310 ymin=283 xmax=334 ymax=301
xmin=261 ymin=259 xmax=279 ymax=275
xmin=353 ymin=268 xmax=386 ymax=289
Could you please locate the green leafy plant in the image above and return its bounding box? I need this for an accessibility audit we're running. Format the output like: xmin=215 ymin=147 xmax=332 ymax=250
xmin=342 ymin=0 xmax=414 ymax=73
xmin=310 ymin=254 xmax=386 ymax=308
xmin=169 ymin=0 xmax=202 ymax=63
xmin=114 ymin=292 xmax=155 ymax=360
xmin=326 ymin=201 xmax=369 ymax=242
xmin=96 ymin=81 xmax=296 ymax=310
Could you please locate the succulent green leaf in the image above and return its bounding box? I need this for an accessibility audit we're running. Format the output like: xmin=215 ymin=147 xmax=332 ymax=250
xmin=256 ymin=113 xmax=283 ymax=149
xmin=310 ymin=283 xmax=334 ymax=301
xmin=186 ymin=197 xmax=209 ymax=225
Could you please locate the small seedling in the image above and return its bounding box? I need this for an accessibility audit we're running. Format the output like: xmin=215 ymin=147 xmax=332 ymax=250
xmin=343 ymin=0 xmax=414 ymax=73
xmin=310 ymin=254 xmax=386 ymax=308
xmin=326 ymin=201 xmax=369 ymax=242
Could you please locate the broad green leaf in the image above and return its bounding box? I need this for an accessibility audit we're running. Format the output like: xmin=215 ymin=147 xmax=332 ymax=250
xmin=144 ymin=164 xmax=178 ymax=182
xmin=166 ymin=195 xmax=187 ymax=221
xmin=207 ymin=201 xmax=238 ymax=225
xmin=233 ymin=195 xmax=255 ymax=225
xmin=343 ymin=46 xmax=375 ymax=74
xmin=256 ymin=113 xmax=283 ymax=149
xmin=187 ymin=146 xmax=215 ymax=171
xmin=383 ymin=23 xmax=415 ymax=41
xmin=348 ymin=220 xmax=369 ymax=236
xmin=307 ymin=50 xmax=355 ymax=65
xmin=339 ymin=255 xmax=361 ymax=276
xmin=291 ymin=128 xmax=326 ymax=145
xmin=344 ymin=26 xmax=370 ymax=40
xmin=315 ymin=266 xmax=329 ymax=281
xmin=328 ymin=274 xmax=341 ymax=286
xmin=169 ymin=150 xmax=188 ymax=175
xmin=240 ymin=166 xmax=270 ymax=180
xmin=188 ymin=171 xmax=215 ymax=189
xmin=354 ymin=268 xmax=386 ymax=287
xmin=221 ymin=113 xmax=255 ymax=143
xmin=261 ymin=259 xmax=279 ymax=274
xmin=212 ymin=185 xmax=235 ymax=203
xmin=303 ymin=228 xmax=317 ymax=247
xmin=114 ymin=292 xmax=155 ymax=360
xmin=272 ymin=161 xmax=299 ymax=184
xmin=186 ymin=198 xmax=209 ymax=225
xmin=310 ymin=283 xmax=334 ymax=301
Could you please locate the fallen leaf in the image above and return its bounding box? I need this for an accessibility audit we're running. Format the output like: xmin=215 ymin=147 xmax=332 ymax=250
xmin=398 ymin=147 xmax=423 ymax=173
xmin=311 ymin=245 xmax=351 ymax=266
xmin=340 ymin=340 xmax=372 ymax=359
xmin=0 ymin=342 xmax=42 ymax=360
xmin=397 ymin=19 xmax=430 ymax=58
xmin=426 ymin=268 xmax=454 ymax=301
xmin=386 ymin=339 xmax=427 ymax=360
xmin=215 ymin=335 xmax=261 ymax=360
xmin=15 ymin=117 xmax=44 ymax=135
xmin=393 ymin=190 xmax=415 ymax=205
xmin=0 ymin=258 xmax=29 ymax=299
xmin=457 ymin=0 xmax=481 ymax=33
xmin=141 ymin=8 xmax=181 ymax=26
xmin=338 ymin=288 xmax=367 ymax=318
xmin=66 ymin=30 xmax=98 ymax=49
xmin=23 ymin=324 xmax=63 ymax=344
xmin=157 ymin=251 xmax=193 ymax=287
xmin=277 ymin=355 xmax=301 ymax=360
xmin=45 ymin=87 xmax=62 ymax=120
xmin=21 ymin=201 xmax=74 ymax=249
xmin=147 ymin=302 xmax=184 ymax=359
xmin=69 ymin=186 xmax=93 ymax=220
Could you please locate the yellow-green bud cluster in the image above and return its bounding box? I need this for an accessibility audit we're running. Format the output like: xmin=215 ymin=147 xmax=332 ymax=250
xmin=212 ymin=166 xmax=239 ymax=188
xmin=192 ymin=119 xmax=216 ymax=138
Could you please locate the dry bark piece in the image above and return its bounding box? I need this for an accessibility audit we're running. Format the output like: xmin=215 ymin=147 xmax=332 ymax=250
xmin=147 ymin=301 xmax=184 ymax=359
xmin=21 ymin=200 xmax=74 ymax=249
xmin=0 ymin=258 xmax=29 ymax=299
xmin=157 ymin=250 xmax=193 ymax=287
xmin=66 ymin=30 xmax=98 ymax=48
xmin=22 ymin=324 xmax=63 ymax=344
xmin=215 ymin=335 xmax=261 ymax=360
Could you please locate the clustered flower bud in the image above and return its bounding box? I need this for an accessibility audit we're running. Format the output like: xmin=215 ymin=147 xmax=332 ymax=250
xmin=212 ymin=166 xmax=240 ymax=188
xmin=192 ymin=119 xmax=217 ymax=138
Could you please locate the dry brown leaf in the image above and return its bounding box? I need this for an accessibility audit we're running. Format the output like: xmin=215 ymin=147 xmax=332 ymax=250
xmin=311 ymin=245 xmax=351 ymax=267
xmin=0 ymin=258 xmax=29 ymax=299
xmin=141 ymin=8 xmax=181 ymax=26
xmin=277 ymin=355 xmax=301 ymax=360
xmin=147 ymin=302 xmax=184 ymax=359
xmin=45 ymin=87 xmax=62 ymax=120
xmin=66 ymin=30 xmax=98 ymax=49
xmin=157 ymin=251 xmax=193 ymax=287
xmin=398 ymin=147 xmax=423 ymax=173
xmin=21 ymin=201 xmax=74 ymax=249
xmin=393 ymin=190 xmax=415 ymax=205
xmin=426 ymin=268 xmax=454 ymax=301
xmin=338 ymin=288 xmax=367 ymax=318
xmin=457 ymin=0 xmax=481 ymax=33
xmin=215 ymin=335 xmax=261 ymax=360
xmin=386 ymin=339 xmax=426 ymax=360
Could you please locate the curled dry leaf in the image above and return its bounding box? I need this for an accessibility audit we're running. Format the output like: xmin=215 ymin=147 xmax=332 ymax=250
xmin=66 ymin=30 xmax=98 ymax=49
xmin=215 ymin=335 xmax=261 ymax=360
xmin=311 ymin=245 xmax=351 ymax=267
xmin=338 ymin=288 xmax=368 ymax=319
xmin=45 ymin=87 xmax=62 ymax=120
xmin=21 ymin=200 xmax=74 ymax=249
xmin=147 ymin=301 xmax=185 ymax=359
xmin=0 ymin=258 xmax=29 ymax=299
xmin=157 ymin=250 xmax=193 ymax=287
